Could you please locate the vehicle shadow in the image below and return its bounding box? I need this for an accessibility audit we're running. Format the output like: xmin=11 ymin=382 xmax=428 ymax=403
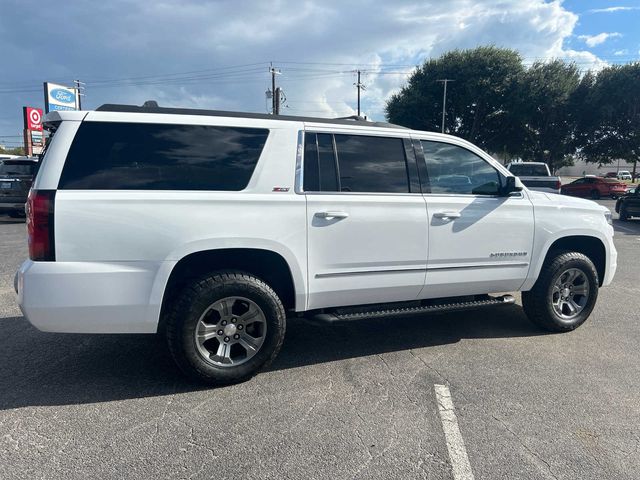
xmin=0 ymin=304 xmax=544 ymax=410
xmin=0 ymin=217 xmax=25 ymax=224
xmin=613 ymin=219 xmax=640 ymax=235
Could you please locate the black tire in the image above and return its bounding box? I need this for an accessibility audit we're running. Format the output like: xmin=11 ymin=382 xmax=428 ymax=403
xmin=590 ymin=190 xmax=600 ymax=200
xmin=522 ymin=251 xmax=598 ymax=332
xmin=620 ymin=206 xmax=629 ymax=221
xmin=165 ymin=271 xmax=286 ymax=385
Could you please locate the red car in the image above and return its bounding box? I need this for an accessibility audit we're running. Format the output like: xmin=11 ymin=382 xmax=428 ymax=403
xmin=561 ymin=177 xmax=628 ymax=199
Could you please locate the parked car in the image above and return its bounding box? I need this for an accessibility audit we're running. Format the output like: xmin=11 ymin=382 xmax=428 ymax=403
xmin=604 ymin=172 xmax=618 ymax=178
xmin=15 ymin=104 xmax=617 ymax=385
xmin=0 ymin=156 xmax=39 ymax=217
xmin=505 ymin=162 xmax=561 ymax=194
xmin=617 ymin=170 xmax=632 ymax=181
xmin=561 ymin=176 xmax=627 ymax=199
xmin=615 ymin=186 xmax=640 ymax=221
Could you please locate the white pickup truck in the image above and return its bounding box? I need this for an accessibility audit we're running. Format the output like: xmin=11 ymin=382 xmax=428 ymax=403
xmin=16 ymin=104 xmax=617 ymax=385
xmin=506 ymin=162 xmax=562 ymax=194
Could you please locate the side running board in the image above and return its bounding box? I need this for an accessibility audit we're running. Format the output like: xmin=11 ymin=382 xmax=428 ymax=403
xmin=306 ymin=294 xmax=515 ymax=324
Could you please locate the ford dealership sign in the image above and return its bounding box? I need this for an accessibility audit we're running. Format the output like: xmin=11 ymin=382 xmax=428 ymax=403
xmin=44 ymin=82 xmax=79 ymax=113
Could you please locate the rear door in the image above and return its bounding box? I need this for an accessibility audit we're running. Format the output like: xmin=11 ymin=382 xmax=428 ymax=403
xmin=416 ymin=138 xmax=535 ymax=298
xmin=304 ymin=131 xmax=428 ymax=309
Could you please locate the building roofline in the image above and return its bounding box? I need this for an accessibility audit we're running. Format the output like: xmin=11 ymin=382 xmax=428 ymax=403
xmin=95 ymin=103 xmax=409 ymax=129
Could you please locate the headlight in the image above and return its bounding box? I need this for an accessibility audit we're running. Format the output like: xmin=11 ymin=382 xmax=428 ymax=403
xmin=604 ymin=210 xmax=613 ymax=225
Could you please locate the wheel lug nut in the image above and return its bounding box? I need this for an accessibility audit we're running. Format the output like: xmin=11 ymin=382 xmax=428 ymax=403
xmin=221 ymin=320 xmax=227 ymax=326
xmin=224 ymin=336 xmax=230 ymax=342
xmin=217 ymin=329 xmax=224 ymax=335
xmin=238 ymin=325 xmax=243 ymax=330
xmin=234 ymin=334 xmax=240 ymax=339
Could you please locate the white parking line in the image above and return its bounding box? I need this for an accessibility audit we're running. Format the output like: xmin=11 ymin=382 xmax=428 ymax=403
xmin=434 ymin=384 xmax=475 ymax=480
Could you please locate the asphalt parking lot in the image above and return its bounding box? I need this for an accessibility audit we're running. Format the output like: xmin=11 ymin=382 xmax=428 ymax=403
xmin=1 ymin=200 xmax=639 ymax=480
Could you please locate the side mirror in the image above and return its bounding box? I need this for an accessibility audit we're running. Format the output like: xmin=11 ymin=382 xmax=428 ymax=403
xmin=503 ymin=176 xmax=524 ymax=195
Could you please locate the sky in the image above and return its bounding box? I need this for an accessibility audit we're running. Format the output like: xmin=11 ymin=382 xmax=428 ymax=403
xmin=1 ymin=0 xmax=639 ymax=146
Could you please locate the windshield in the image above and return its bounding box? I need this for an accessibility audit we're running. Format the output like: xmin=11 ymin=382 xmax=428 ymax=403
xmin=509 ymin=164 xmax=549 ymax=176
xmin=0 ymin=161 xmax=37 ymax=176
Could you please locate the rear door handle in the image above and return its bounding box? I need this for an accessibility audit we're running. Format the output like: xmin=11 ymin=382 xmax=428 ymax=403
xmin=315 ymin=211 xmax=349 ymax=219
xmin=433 ymin=211 xmax=461 ymax=220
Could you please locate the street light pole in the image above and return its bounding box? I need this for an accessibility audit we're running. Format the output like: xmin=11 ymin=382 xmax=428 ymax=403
xmin=437 ymin=79 xmax=454 ymax=133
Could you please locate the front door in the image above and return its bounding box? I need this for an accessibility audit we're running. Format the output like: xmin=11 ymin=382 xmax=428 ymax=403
xmin=304 ymin=131 xmax=428 ymax=310
xmin=417 ymin=139 xmax=535 ymax=298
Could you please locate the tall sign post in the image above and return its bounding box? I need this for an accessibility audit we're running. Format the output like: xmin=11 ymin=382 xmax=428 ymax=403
xmin=23 ymin=107 xmax=44 ymax=156
xmin=43 ymin=82 xmax=80 ymax=113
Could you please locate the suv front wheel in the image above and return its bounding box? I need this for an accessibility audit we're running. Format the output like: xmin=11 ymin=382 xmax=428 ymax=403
xmin=165 ymin=271 xmax=286 ymax=385
xmin=522 ymin=252 xmax=599 ymax=332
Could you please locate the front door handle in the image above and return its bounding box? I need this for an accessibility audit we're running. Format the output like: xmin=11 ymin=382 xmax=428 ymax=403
xmin=433 ymin=211 xmax=461 ymax=220
xmin=315 ymin=211 xmax=349 ymax=219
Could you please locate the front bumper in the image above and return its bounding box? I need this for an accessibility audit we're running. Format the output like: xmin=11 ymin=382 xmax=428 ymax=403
xmin=602 ymin=227 xmax=617 ymax=287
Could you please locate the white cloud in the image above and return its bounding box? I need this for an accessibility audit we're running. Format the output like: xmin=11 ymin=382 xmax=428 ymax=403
xmin=578 ymin=32 xmax=622 ymax=47
xmin=614 ymin=49 xmax=629 ymax=56
xmin=589 ymin=6 xmax=640 ymax=13
xmin=0 ymin=0 xmax=610 ymax=128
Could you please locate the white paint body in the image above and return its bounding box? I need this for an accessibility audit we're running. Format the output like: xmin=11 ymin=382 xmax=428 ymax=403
xmin=16 ymin=110 xmax=617 ymax=333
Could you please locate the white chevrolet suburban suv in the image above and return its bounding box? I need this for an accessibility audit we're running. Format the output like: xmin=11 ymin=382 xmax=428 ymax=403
xmin=16 ymin=104 xmax=617 ymax=385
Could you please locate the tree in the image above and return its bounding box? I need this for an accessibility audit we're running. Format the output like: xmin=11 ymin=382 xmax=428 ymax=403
xmin=0 ymin=146 xmax=25 ymax=156
xmin=517 ymin=60 xmax=581 ymax=172
xmin=575 ymin=63 xmax=640 ymax=177
xmin=386 ymin=46 xmax=525 ymax=157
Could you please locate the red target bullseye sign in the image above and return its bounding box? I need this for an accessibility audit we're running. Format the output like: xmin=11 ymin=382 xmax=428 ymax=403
xmin=24 ymin=106 xmax=44 ymax=131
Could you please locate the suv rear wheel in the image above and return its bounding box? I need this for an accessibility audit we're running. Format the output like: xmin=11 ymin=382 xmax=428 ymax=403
xmin=165 ymin=271 xmax=286 ymax=385
xmin=522 ymin=252 xmax=598 ymax=332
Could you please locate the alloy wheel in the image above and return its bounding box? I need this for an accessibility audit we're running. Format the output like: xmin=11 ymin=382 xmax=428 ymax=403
xmin=194 ymin=296 xmax=267 ymax=367
xmin=551 ymin=268 xmax=590 ymax=321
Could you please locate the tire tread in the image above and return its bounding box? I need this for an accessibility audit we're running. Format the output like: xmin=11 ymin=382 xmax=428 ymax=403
xmin=522 ymin=251 xmax=598 ymax=332
xmin=164 ymin=270 xmax=286 ymax=385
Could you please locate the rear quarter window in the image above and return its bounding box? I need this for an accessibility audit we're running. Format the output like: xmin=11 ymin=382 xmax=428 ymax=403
xmin=58 ymin=122 xmax=269 ymax=190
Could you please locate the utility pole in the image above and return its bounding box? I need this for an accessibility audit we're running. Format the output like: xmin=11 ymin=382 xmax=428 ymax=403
xmin=354 ymin=70 xmax=366 ymax=117
xmin=275 ymin=87 xmax=281 ymax=115
xmin=269 ymin=64 xmax=281 ymax=115
xmin=437 ymin=79 xmax=454 ymax=133
xmin=73 ymin=79 xmax=85 ymax=110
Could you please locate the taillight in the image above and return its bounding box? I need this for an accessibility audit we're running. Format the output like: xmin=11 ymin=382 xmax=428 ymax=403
xmin=555 ymin=180 xmax=562 ymax=190
xmin=27 ymin=189 xmax=56 ymax=261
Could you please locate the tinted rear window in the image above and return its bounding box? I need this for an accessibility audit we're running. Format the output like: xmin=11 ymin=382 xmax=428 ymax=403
xmin=0 ymin=161 xmax=37 ymax=176
xmin=508 ymin=164 xmax=549 ymax=176
xmin=334 ymin=134 xmax=409 ymax=193
xmin=59 ymin=122 xmax=269 ymax=190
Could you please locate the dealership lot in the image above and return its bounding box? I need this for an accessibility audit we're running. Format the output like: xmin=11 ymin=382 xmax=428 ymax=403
xmin=1 ymin=202 xmax=639 ymax=480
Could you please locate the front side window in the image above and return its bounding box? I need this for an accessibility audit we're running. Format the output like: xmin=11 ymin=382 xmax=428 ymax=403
xmin=421 ymin=141 xmax=501 ymax=195
xmin=59 ymin=122 xmax=269 ymax=190
xmin=334 ymin=134 xmax=409 ymax=193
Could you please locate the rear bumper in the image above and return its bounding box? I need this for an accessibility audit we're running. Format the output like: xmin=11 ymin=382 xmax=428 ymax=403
xmin=16 ymin=259 xmax=170 ymax=333
xmin=0 ymin=202 xmax=25 ymax=212
xmin=526 ymin=186 xmax=561 ymax=195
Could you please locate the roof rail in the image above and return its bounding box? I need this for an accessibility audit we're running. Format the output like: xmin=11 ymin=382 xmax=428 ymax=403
xmin=95 ymin=103 xmax=408 ymax=129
